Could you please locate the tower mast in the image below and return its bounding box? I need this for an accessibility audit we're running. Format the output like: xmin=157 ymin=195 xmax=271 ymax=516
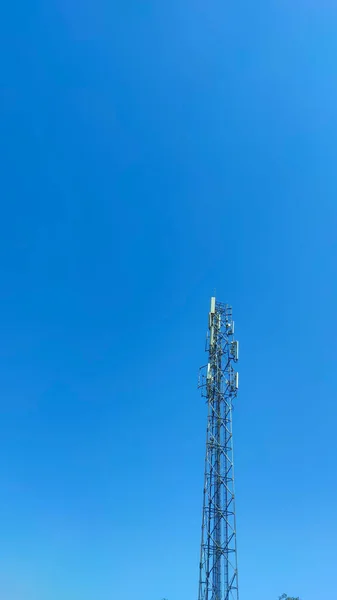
xmin=198 ymin=297 xmax=239 ymax=600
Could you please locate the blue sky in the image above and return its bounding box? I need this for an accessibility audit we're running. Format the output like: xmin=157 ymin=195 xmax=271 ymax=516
xmin=0 ymin=1 xmax=337 ymax=599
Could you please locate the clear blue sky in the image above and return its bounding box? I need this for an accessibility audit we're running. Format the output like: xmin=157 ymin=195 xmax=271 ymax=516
xmin=0 ymin=1 xmax=336 ymax=599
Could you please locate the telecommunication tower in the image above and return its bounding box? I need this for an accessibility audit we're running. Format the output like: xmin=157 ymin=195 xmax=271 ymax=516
xmin=198 ymin=297 xmax=239 ymax=600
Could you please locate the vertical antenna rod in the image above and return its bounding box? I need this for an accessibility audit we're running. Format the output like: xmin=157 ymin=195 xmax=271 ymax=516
xmin=198 ymin=297 xmax=239 ymax=600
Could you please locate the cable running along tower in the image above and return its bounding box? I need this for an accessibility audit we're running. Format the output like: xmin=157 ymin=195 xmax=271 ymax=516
xmin=198 ymin=298 xmax=239 ymax=600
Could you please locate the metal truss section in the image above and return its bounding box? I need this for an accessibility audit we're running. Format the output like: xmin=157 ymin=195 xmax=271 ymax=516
xmin=198 ymin=298 xmax=239 ymax=600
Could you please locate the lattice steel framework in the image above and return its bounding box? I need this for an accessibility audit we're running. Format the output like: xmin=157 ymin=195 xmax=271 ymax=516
xmin=198 ymin=298 xmax=239 ymax=600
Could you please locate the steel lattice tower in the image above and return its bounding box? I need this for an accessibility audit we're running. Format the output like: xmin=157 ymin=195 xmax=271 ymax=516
xmin=198 ymin=297 xmax=239 ymax=600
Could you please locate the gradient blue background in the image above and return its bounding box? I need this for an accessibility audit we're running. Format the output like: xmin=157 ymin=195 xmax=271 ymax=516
xmin=0 ymin=1 xmax=336 ymax=599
